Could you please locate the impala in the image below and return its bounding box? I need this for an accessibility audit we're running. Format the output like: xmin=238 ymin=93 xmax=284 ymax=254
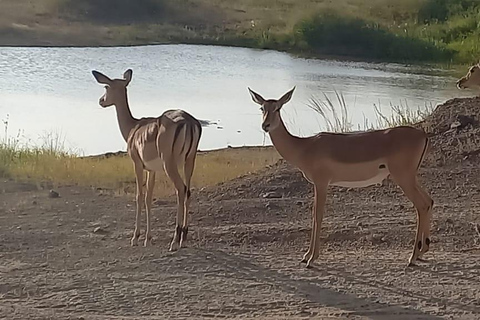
xmin=92 ymin=69 xmax=202 ymax=251
xmin=248 ymin=87 xmax=433 ymax=268
xmin=456 ymin=62 xmax=480 ymax=90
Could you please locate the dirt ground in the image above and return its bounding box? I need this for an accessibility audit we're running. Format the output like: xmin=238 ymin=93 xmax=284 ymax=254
xmin=1 ymin=98 xmax=480 ymax=319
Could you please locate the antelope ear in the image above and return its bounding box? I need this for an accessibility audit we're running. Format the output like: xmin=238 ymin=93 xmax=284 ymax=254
xmin=248 ymin=87 xmax=266 ymax=105
xmin=123 ymin=69 xmax=133 ymax=86
xmin=278 ymin=86 xmax=296 ymax=106
xmin=92 ymin=70 xmax=112 ymax=85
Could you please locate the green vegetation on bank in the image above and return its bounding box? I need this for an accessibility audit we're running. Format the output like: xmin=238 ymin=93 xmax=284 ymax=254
xmin=1 ymin=0 xmax=479 ymax=64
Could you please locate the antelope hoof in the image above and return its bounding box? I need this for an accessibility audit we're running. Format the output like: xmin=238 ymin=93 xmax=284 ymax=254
xmin=169 ymin=241 xmax=179 ymax=252
xmin=131 ymin=237 xmax=139 ymax=246
xmin=407 ymin=259 xmax=417 ymax=268
xmin=144 ymin=237 xmax=152 ymax=247
xmin=301 ymin=252 xmax=310 ymax=263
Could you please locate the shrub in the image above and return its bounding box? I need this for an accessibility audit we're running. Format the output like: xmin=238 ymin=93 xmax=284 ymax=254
xmin=294 ymin=11 xmax=453 ymax=62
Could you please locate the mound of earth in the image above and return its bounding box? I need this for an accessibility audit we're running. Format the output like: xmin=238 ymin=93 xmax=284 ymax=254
xmin=421 ymin=96 xmax=480 ymax=166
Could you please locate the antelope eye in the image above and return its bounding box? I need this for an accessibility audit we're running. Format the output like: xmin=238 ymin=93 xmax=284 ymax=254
xmin=260 ymin=107 xmax=264 ymax=112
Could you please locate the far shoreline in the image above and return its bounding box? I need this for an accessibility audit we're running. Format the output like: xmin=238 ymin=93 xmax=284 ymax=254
xmin=1 ymin=40 xmax=462 ymax=70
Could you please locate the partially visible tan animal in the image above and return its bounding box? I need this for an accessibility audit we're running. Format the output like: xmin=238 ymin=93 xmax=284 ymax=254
xmin=248 ymin=87 xmax=433 ymax=268
xmin=92 ymin=69 xmax=202 ymax=251
xmin=456 ymin=63 xmax=480 ymax=90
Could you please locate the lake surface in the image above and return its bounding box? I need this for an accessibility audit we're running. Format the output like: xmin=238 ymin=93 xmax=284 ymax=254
xmin=0 ymin=44 xmax=474 ymax=155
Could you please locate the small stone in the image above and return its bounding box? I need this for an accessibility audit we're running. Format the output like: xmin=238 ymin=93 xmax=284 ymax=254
xmin=48 ymin=190 xmax=60 ymax=198
xmin=32 ymin=200 xmax=37 ymax=205
xmin=262 ymin=192 xmax=282 ymax=199
xmin=296 ymin=201 xmax=303 ymax=206
xmin=93 ymin=227 xmax=108 ymax=234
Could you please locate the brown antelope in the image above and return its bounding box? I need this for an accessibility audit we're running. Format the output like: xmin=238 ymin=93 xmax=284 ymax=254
xmin=92 ymin=69 xmax=202 ymax=251
xmin=456 ymin=63 xmax=480 ymax=90
xmin=248 ymin=87 xmax=433 ymax=268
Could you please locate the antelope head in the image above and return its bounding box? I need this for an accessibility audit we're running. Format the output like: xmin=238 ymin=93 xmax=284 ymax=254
xmin=92 ymin=69 xmax=133 ymax=107
xmin=248 ymin=87 xmax=295 ymax=132
xmin=456 ymin=63 xmax=480 ymax=90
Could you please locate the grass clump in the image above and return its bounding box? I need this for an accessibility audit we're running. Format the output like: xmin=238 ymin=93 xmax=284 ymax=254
xmin=307 ymin=91 xmax=433 ymax=133
xmin=0 ymin=130 xmax=279 ymax=197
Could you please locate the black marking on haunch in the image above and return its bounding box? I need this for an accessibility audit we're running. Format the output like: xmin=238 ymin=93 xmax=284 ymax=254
xmin=172 ymin=122 xmax=186 ymax=153
xmin=425 ymin=237 xmax=431 ymax=246
xmin=379 ymin=164 xmax=386 ymax=169
xmin=175 ymin=224 xmax=182 ymax=242
xmin=417 ymin=240 xmax=422 ymax=250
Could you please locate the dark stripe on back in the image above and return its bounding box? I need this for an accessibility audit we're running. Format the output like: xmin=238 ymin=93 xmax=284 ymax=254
xmin=172 ymin=122 xmax=186 ymax=153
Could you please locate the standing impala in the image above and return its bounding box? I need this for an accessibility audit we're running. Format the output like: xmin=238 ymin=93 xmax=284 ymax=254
xmin=248 ymin=87 xmax=433 ymax=268
xmin=92 ymin=69 xmax=202 ymax=251
xmin=456 ymin=62 xmax=480 ymax=90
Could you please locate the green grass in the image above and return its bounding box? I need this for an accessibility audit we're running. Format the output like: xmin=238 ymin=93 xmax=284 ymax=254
xmin=1 ymin=0 xmax=479 ymax=64
xmin=0 ymin=135 xmax=280 ymax=197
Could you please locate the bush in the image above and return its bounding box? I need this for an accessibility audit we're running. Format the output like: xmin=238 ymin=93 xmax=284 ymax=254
xmin=418 ymin=0 xmax=479 ymax=22
xmin=294 ymin=11 xmax=453 ymax=62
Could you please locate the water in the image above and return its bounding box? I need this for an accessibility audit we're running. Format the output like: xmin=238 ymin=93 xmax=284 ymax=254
xmin=0 ymin=44 xmax=473 ymax=155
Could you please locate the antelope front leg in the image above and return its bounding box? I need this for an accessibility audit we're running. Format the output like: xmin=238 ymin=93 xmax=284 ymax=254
xmin=144 ymin=171 xmax=156 ymax=247
xmin=301 ymin=199 xmax=317 ymax=264
xmin=306 ymin=184 xmax=327 ymax=268
xmin=131 ymin=165 xmax=144 ymax=246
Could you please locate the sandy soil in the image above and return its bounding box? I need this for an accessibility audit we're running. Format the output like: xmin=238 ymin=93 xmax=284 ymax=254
xmin=1 ymin=98 xmax=480 ymax=319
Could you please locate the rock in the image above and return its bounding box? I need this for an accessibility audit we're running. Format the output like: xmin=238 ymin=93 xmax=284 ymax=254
xmin=262 ymin=192 xmax=282 ymax=199
xmin=93 ymin=227 xmax=108 ymax=234
xmin=48 ymin=190 xmax=60 ymax=198
xmin=450 ymin=121 xmax=462 ymax=130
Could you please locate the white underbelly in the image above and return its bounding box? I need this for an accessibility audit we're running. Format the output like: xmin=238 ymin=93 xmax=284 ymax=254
xmin=330 ymin=171 xmax=389 ymax=188
xmin=143 ymin=157 xmax=164 ymax=172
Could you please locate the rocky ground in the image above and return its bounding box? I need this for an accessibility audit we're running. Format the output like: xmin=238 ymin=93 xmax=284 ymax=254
xmin=1 ymin=98 xmax=480 ymax=319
